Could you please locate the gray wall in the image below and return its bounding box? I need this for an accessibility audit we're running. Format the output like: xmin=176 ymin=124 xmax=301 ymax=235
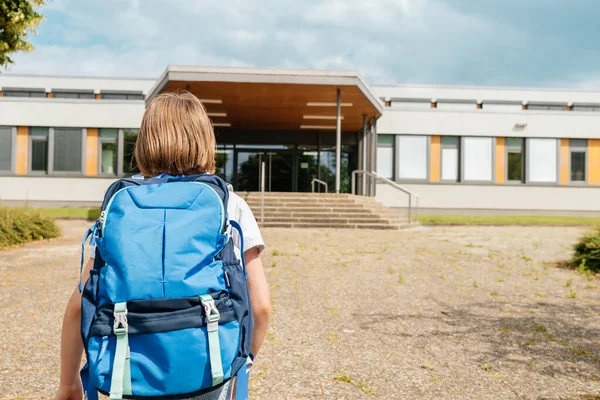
xmin=0 ymin=177 xmax=117 ymax=207
xmin=376 ymin=183 xmax=600 ymax=212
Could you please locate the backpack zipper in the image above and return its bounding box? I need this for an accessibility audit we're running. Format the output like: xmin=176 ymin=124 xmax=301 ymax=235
xmin=189 ymin=182 xmax=226 ymax=232
xmin=100 ymin=183 xmax=225 ymax=236
xmin=100 ymin=187 xmax=131 ymax=236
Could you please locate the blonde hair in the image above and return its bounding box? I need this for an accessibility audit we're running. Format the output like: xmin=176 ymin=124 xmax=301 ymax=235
xmin=134 ymin=91 xmax=216 ymax=177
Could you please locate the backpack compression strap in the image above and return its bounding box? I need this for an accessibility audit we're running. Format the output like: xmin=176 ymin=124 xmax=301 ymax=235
xmin=199 ymin=294 xmax=224 ymax=386
xmin=110 ymin=302 xmax=132 ymax=399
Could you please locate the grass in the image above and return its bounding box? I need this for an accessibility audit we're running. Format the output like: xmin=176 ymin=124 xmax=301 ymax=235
xmin=333 ymin=374 xmax=352 ymax=383
xmin=0 ymin=207 xmax=61 ymax=249
xmin=419 ymin=215 xmax=600 ymax=226
xmin=357 ymin=379 xmax=376 ymax=396
xmin=39 ymin=208 xmax=101 ymax=220
xmin=333 ymin=375 xmax=376 ymax=395
xmin=26 ymin=209 xmax=600 ymax=227
xmin=571 ymin=348 xmax=596 ymax=359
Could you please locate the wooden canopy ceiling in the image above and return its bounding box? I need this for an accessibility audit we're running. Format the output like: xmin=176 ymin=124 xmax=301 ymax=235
xmin=148 ymin=66 xmax=383 ymax=132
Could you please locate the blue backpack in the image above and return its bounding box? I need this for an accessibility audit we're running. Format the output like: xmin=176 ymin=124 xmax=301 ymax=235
xmin=79 ymin=174 xmax=253 ymax=400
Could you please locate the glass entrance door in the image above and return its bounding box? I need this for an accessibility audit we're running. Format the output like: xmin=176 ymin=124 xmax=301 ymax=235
xmin=236 ymin=149 xmax=294 ymax=192
xmin=297 ymin=147 xmax=319 ymax=192
xmin=266 ymin=151 xmax=294 ymax=192
xmin=216 ymin=144 xmax=357 ymax=192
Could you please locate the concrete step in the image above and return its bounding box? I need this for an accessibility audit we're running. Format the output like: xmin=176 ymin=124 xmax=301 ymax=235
xmin=259 ymin=222 xmax=404 ymax=230
xmin=257 ymin=217 xmax=402 ymax=224
xmin=245 ymin=203 xmax=371 ymax=211
xmin=255 ymin=210 xmax=401 ymax=218
xmin=246 ymin=197 xmax=362 ymax=205
xmin=238 ymin=192 xmax=353 ymax=198
xmin=251 ymin=211 xmax=405 ymax=220
xmin=240 ymin=192 xmax=414 ymax=229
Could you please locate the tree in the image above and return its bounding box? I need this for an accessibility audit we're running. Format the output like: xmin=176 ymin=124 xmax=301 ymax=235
xmin=0 ymin=0 xmax=45 ymax=68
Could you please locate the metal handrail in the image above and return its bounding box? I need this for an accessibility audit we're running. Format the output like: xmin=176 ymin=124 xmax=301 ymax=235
xmin=311 ymin=178 xmax=328 ymax=193
xmin=351 ymin=170 xmax=420 ymax=223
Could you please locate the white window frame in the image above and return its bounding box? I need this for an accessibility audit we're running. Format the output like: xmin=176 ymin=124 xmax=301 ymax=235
xmin=376 ymin=134 xmax=395 ymax=180
xmin=395 ymin=135 xmax=429 ymax=182
xmin=460 ymin=136 xmax=494 ymax=183
xmin=440 ymin=136 xmax=460 ymax=182
xmin=525 ymin=138 xmax=559 ymax=185
xmin=98 ymin=129 xmax=122 ymax=177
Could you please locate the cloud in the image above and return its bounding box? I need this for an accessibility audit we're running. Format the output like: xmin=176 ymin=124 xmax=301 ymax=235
xmin=4 ymin=0 xmax=600 ymax=89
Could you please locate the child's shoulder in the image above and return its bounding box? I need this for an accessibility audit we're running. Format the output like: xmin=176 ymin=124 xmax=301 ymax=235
xmin=226 ymin=190 xmax=265 ymax=253
xmin=227 ymin=191 xmax=257 ymax=222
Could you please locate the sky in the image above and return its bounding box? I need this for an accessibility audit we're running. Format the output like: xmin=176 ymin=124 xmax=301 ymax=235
xmin=5 ymin=0 xmax=600 ymax=89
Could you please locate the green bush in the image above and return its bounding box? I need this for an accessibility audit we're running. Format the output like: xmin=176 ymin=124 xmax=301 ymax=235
xmin=0 ymin=207 xmax=61 ymax=249
xmin=568 ymin=227 xmax=600 ymax=274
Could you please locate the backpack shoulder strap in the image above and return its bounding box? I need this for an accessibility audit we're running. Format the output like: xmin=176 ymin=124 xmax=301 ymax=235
xmin=107 ymin=174 xmax=231 ymax=212
xmin=101 ymin=177 xmax=145 ymax=210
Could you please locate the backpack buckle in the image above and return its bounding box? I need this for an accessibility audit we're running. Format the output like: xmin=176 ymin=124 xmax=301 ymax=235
xmin=113 ymin=306 xmax=129 ymax=336
xmin=199 ymin=295 xmax=220 ymax=330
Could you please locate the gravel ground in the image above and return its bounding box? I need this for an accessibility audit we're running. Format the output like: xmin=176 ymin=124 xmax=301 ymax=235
xmin=0 ymin=221 xmax=599 ymax=400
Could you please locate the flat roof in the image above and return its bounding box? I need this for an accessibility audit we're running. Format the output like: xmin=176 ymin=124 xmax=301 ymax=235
xmin=147 ymin=65 xmax=384 ymax=132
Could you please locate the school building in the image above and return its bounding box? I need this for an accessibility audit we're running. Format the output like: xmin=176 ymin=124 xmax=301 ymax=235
xmin=1 ymin=65 xmax=600 ymax=213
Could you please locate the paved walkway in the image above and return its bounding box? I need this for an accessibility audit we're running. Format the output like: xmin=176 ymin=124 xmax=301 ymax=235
xmin=1 ymin=221 xmax=599 ymax=399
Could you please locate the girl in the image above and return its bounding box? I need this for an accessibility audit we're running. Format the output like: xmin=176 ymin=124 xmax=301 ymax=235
xmin=55 ymin=91 xmax=271 ymax=400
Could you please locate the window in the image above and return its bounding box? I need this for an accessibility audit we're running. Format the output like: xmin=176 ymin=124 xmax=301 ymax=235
xmin=122 ymin=129 xmax=139 ymax=175
xmin=389 ymin=98 xmax=435 ymax=109
xmin=53 ymin=90 xmax=95 ymax=99
xmin=216 ymin=144 xmax=235 ymax=183
xmin=527 ymin=103 xmax=566 ymax=111
xmin=53 ymin=128 xmax=83 ymax=172
xmin=570 ymin=139 xmax=587 ymax=183
xmin=527 ymin=138 xmax=557 ymax=183
xmin=3 ymin=88 xmax=46 ymax=98
xmin=440 ymin=136 xmax=459 ymax=181
xmin=506 ymin=138 xmax=524 ymax=182
xmin=376 ymin=135 xmax=394 ymax=179
xmin=99 ymin=129 xmax=118 ymax=175
xmin=101 ymin=91 xmax=144 ymax=101
xmin=482 ymin=101 xmax=523 ymax=112
xmin=30 ymin=127 xmax=49 ymax=173
xmin=462 ymin=137 xmax=493 ymax=181
xmin=397 ymin=136 xmax=427 ymax=180
xmin=572 ymin=105 xmax=600 ymax=112
xmin=0 ymin=127 xmax=13 ymax=171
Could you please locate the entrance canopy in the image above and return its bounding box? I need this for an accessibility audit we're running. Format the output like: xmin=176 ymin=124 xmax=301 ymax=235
xmin=146 ymin=66 xmax=383 ymax=132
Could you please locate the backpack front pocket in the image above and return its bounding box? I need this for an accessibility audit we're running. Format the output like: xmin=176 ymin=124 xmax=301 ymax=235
xmin=87 ymin=294 xmax=240 ymax=397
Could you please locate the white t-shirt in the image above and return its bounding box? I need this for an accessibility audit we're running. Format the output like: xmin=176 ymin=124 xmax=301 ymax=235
xmin=89 ymin=190 xmax=265 ymax=260
xmin=227 ymin=191 xmax=266 ymax=258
